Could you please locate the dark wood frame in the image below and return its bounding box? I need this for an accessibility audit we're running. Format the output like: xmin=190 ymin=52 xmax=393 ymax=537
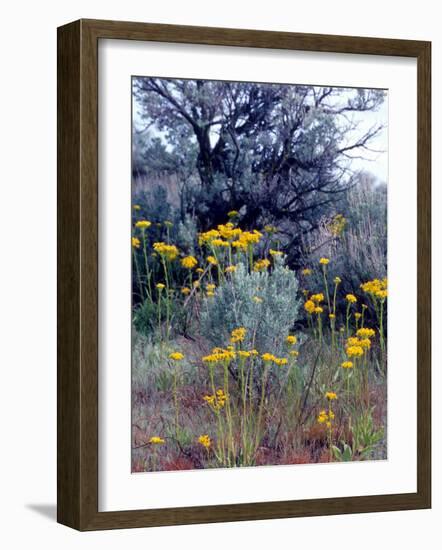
xmin=57 ymin=18 xmax=431 ymax=531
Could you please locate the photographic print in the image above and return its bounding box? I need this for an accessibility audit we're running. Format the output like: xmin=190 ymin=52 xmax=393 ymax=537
xmin=131 ymin=77 xmax=388 ymax=473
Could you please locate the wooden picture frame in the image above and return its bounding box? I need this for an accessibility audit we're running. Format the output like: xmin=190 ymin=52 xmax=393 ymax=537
xmin=57 ymin=18 xmax=431 ymax=531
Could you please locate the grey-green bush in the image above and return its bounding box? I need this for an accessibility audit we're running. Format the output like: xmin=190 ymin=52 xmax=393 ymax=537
xmin=201 ymin=258 xmax=301 ymax=355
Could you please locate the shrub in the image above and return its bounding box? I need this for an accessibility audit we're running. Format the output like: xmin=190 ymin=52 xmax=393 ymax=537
xmin=201 ymin=258 xmax=301 ymax=355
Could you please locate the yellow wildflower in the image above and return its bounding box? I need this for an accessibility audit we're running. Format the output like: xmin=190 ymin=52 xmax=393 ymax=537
xmin=314 ymin=306 xmax=323 ymax=314
xmin=135 ymin=220 xmax=151 ymax=229
xmin=149 ymin=436 xmax=165 ymax=444
xmin=329 ymin=313 xmax=336 ymax=319
xmin=253 ymin=296 xmax=263 ymax=304
xmin=311 ymin=293 xmax=324 ymax=303
xmin=356 ymin=327 xmax=376 ymax=339
xmin=286 ymin=335 xmax=297 ymax=345
xmin=269 ymin=249 xmax=283 ymax=257
xmin=132 ymin=237 xmax=141 ymax=249
xmin=203 ymin=389 xmax=227 ymax=409
xmin=290 ymin=350 xmax=299 ymax=358
xmin=238 ymin=350 xmax=251 ymax=359
xmin=227 ymin=210 xmax=239 ymax=218
xmin=346 ymin=293 xmax=357 ymax=304
xmin=360 ymin=278 xmax=388 ymax=297
xmin=169 ymin=352 xmax=184 ymax=361
xmin=181 ymin=287 xmax=191 ymax=295
xmin=319 ymin=257 xmax=330 ymax=265
xmin=198 ymin=229 xmax=220 ymax=246
xmin=333 ymin=276 xmax=341 ymax=284
xmin=376 ymin=289 xmax=388 ymax=300
xmin=198 ymin=434 xmax=211 ymax=449
xmin=325 ymin=391 xmax=337 ymax=401
xmin=181 ymin=255 xmax=198 ymax=269
xmin=225 ymin=265 xmax=237 ymax=273
xmin=359 ymin=338 xmax=371 ymax=350
xmin=230 ymin=327 xmax=246 ymax=343
xmin=354 ymin=312 xmax=362 ymax=320
xmin=133 ymin=204 xmax=141 ymax=210
xmin=153 ymin=242 xmax=179 ymax=261
xmin=304 ymin=300 xmax=316 ymax=314
xmin=274 ymin=357 xmax=288 ymax=366
xmin=202 ymin=350 xmax=236 ymax=364
xmin=302 ymin=268 xmax=312 ymax=276
xmin=261 ymin=353 xmax=276 ymax=362
xmin=317 ymin=410 xmax=328 ymax=424
xmin=196 ymin=267 xmax=204 ymax=274
xmin=346 ymin=345 xmax=364 ymax=358
xmin=341 ymin=361 xmax=353 ymax=369
xmin=207 ymin=255 xmax=218 ymax=266
xmin=156 ymin=283 xmax=165 ymax=290
xmin=253 ymin=258 xmax=271 ymax=272
xmin=193 ymin=281 xmax=200 ymax=288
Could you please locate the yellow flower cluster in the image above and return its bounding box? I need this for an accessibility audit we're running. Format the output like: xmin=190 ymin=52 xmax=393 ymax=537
xmin=153 ymin=242 xmax=179 ymax=260
xmin=304 ymin=299 xmax=316 ymax=314
xmin=135 ymin=220 xmax=152 ymax=229
xmin=199 ymin=223 xmax=251 ymax=247
xmin=203 ymin=389 xmax=228 ymax=410
xmin=325 ymin=391 xmax=337 ymax=401
xmin=227 ymin=210 xmax=239 ymax=218
xmin=207 ymin=255 xmax=218 ymax=265
xmin=317 ymin=409 xmax=334 ymax=427
xmin=206 ymin=283 xmax=216 ymax=297
xmin=198 ymin=434 xmax=211 ymax=448
xmin=202 ymin=348 xmax=236 ymax=364
xmin=261 ymin=353 xmax=288 ymax=366
xmin=218 ymin=223 xmax=243 ymax=241
xmin=253 ymin=258 xmax=271 ymax=272
xmin=302 ymin=268 xmax=312 ymax=276
xmin=356 ymin=327 xmax=376 ymax=339
xmin=181 ymin=287 xmax=191 ymax=295
xmin=269 ymin=249 xmax=283 ymax=257
xmin=286 ymin=335 xmax=297 ymax=345
xmin=198 ymin=229 xmax=221 ymax=246
xmin=149 ymin=436 xmax=165 ymax=444
xmin=169 ymin=352 xmax=184 ymax=361
xmin=311 ymin=293 xmax=324 ymax=303
xmin=341 ymin=361 xmax=353 ymax=369
xmin=132 ymin=237 xmax=141 ymax=249
xmin=346 ymin=293 xmax=357 ymax=303
xmin=225 ymin=265 xmax=237 ymax=273
xmin=231 ymin=230 xmax=263 ymax=251
xmin=360 ymin=278 xmax=388 ymax=300
xmin=230 ymin=327 xmax=246 ymax=343
xmin=181 ymin=255 xmax=198 ymax=269
xmin=346 ymin=345 xmax=364 ymax=358
xmin=319 ymin=257 xmax=330 ymax=265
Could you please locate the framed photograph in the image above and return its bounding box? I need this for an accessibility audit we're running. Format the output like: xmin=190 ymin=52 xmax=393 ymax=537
xmin=57 ymin=19 xmax=431 ymax=530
